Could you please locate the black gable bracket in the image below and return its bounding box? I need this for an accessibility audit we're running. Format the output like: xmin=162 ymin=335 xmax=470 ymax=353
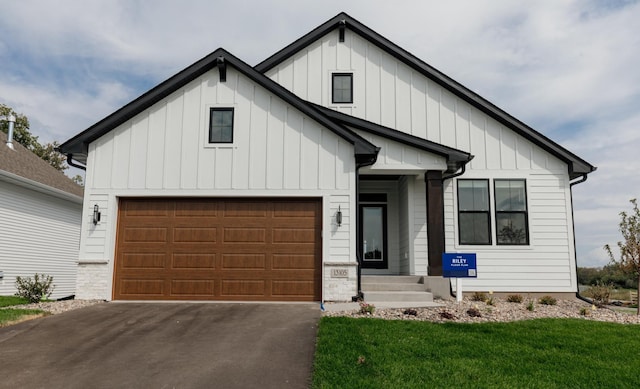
xmin=339 ymin=19 xmax=346 ymax=42
xmin=217 ymin=56 xmax=226 ymax=82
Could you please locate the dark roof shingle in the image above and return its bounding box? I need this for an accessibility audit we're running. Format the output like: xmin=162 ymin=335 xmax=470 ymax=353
xmin=0 ymin=131 xmax=84 ymax=198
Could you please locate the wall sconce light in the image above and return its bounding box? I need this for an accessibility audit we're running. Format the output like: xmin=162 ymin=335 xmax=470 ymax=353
xmin=93 ymin=204 xmax=101 ymax=225
xmin=336 ymin=205 xmax=343 ymax=227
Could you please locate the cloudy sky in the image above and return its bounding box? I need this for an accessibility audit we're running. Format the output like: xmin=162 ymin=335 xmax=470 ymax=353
xmin=1 ymin=0 xmax=638 ymax=268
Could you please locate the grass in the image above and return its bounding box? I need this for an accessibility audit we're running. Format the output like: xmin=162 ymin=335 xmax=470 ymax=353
xmin=0 ymin=296 xmax=46 ymax=327
xmin=313 ymin=317 xmax=640 ymax=388
xmin=0 ymin=309 xmax=47 ymax=327
xmin=581 ymin=287 xmax=636 ymax=301
xmin=0 ymin=295 xmax=29 ymax=307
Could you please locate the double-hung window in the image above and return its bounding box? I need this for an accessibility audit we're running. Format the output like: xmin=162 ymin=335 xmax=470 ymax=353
xmin=495 ymin=179 xmax=529 ymax=245
xmin=457 ymin=179 xmax=491 ymax=245
xmin=209 ymin=108 xmax=234 ymax=143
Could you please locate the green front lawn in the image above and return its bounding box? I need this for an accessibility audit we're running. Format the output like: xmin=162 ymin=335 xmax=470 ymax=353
xmin=0 ymin=296 xmax=46 ymax=327
xmin=0 ymin=295 xmax=29 ymax=307
xmin=313 ymin=317 xmax=640 ymax=388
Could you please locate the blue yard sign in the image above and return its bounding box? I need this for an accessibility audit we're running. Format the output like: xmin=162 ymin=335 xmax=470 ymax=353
xmin=442 ymin=253 xmax=477 ymax=278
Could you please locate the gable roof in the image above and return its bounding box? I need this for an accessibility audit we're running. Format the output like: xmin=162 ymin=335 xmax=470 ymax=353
xmin=0 ymin=131 xmax=83 ymax=199
xmin=255 ymin=12 xmax=596 ymax=180
xmin=312 ymin=104 xmax=472 ymax=173
xmin=59 ymin=48 xmax=379 ymax=166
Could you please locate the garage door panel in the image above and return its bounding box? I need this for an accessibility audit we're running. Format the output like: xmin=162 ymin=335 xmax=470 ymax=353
xmin=221 ymin=254 xmax=266 ymax=270
xmin=272 ymin=228 xmax=316 ymax=243
xmin=223 ymin=201 xmax=268 ymax=218
xmin=272 ymin=280 xmax=315 ymax=297
xmin=273 ymin=201 xmax=319 ymax=218
xmin=174 ymin=200 xmax=219 ymax=217
xmin=272 ymin=254 xmax=316 ymax=269
xmin=114 ymin=198 xmax=321 ymax=301
xmin=223 ymin=228 xmax=266 ymax=243
xmin=122 ymin=227 xmax=168 ymax=243
xmin=170 ymin=280 xmax=215 ymax=296
xmin=173 ymin=227 xmax=217 ymax=243
xmin=221 ymin=280 xmax=266 ymax=297
xmin=122 ymin=199 xmax=171 ymax=217
xmin=121 ymin=253 xmax=167 ymax=269
xmin=119 ymin=279 xmax=165 ymax=296
xmin=171 ymin=253 xmax=216 ymax=269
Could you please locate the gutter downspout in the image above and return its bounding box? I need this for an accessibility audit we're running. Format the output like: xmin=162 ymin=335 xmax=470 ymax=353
xmin=570 ymin=173 xmax=593 ymax=303
xmin=440 ymin=161 xmax=470 ymax=298
xmin=66 ymin=154 xmax=87 ymax=171
xmin=352 ymin=153 xmax=379 ymax=302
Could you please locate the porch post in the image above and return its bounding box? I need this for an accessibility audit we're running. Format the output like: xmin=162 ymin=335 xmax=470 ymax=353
xmin=425 ymin=171 xmax=444 ymax=276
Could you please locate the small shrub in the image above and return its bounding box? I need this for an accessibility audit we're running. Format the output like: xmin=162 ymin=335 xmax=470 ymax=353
xmin=439 ymin=310 xmax=456 ymax=320
xmin=527 ymin=300 xmax=535 ymax=312
xmin=486 ymin=297 xmax=495 ymax=306
xmin=15 ymin=274 xmax=54 ymax=304
xmin=507 ymin=294 xmax=523 ymax=303
xmin=359 ymin=302 xmax=375 ymax=315
xmin=403 ymin=308 xmax=418 ymax=316
xmin=539 ymin=296 xmax=557 ymax=306
xmin=586 ymin=282 xmax=612 ymax=307
xmin=466 ymin=307 xmax=482 ymax=317
xmin=579 ymin=307 xmax=590 ymax=316
xmin=471 ymin=292 xmax=487 ymax=302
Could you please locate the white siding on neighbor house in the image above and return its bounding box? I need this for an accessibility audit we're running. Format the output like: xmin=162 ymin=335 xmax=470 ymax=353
xmin=0 ymin=180 xmax=81 ymax=299
xmin=77 ymin=66 xmax=358 ymax=300
xmin=267 ymin=28 xmax=577 ymax=292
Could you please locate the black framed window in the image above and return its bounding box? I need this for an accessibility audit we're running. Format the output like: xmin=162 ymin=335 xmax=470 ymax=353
xmin=209 ymin=108 xmax=234 ymax=143
xmin=495 ymin=179 xmax=529 ymax=245
xmin=332 ymin=73 xmax=353 ymax=104
xmin=457 ymin=179 xmax=491 ymax=245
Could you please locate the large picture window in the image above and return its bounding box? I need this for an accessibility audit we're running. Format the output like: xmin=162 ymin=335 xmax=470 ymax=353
xmin=457 ymin=179 xmax=491 ymax=245
xmin=332 ymin=73 xmax=353 ymax=104
xmin=209 ymin=108 xmax=234 ymax=143
xmin=495 ymin=179 xmax=529 ymax=245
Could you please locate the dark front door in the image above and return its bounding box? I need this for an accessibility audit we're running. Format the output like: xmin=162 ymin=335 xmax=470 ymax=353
xmin=359 ymin=203 xmax=388 ymax=269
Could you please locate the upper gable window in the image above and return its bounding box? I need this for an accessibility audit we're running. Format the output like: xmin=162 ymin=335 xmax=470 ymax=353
xmin=332 ymin=73 xmax=353 ymax=104
xmin=209 ymin=108 xmax=234 ymax=143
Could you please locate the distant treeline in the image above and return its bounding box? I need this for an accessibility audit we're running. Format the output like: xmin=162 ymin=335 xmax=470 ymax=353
xmin=578 ymin=263 xmax=638 ymax=289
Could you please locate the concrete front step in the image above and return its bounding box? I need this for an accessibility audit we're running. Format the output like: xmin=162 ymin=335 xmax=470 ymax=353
xmin=361 ymin=275 xmax=423 ymax=284
xmin=361 ymin=282 xmax=427 ymax=292
xmin=363 ymin=291 xmax=434 ymax=303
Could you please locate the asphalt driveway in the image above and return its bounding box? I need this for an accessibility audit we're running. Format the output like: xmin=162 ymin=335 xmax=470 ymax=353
xmin=0 ymin=302 xmax=320 ymax=388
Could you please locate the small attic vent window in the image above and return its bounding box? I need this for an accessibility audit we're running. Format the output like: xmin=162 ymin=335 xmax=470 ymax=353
xmin=209 ymin=108 xmax=234 ymax=143
xmin=332 ymin=73 xmax=353 ymax=104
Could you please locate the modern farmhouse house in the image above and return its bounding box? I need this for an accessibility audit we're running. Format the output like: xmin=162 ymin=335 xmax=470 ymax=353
xmin=59 ymin=13 xmax=595 ymax=303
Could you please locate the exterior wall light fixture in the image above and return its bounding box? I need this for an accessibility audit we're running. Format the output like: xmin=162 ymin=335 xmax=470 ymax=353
xmin=336 ymin=205 xmax=343 ymax=227
xmin=93 ymin=204 xmax=101 ymax=225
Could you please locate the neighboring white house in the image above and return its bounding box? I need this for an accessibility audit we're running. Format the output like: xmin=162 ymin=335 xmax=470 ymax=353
xmin=0 ymin=131 xmax=83 ymax=299
xmin=59 ymin=13 xmax=595 ymax=302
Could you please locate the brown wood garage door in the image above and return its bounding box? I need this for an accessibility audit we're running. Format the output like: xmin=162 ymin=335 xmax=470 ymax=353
xmin=113 ymin=198 xmax=322 ymax=301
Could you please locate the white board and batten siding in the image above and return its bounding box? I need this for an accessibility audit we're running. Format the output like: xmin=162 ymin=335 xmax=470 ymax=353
xmin=0 ymin=180 xmax=81 ymax=299
xmin=267 ymin=29 xmax=577 ymax=292
xmin=77 ymin=66 xmax=358 ymax=300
